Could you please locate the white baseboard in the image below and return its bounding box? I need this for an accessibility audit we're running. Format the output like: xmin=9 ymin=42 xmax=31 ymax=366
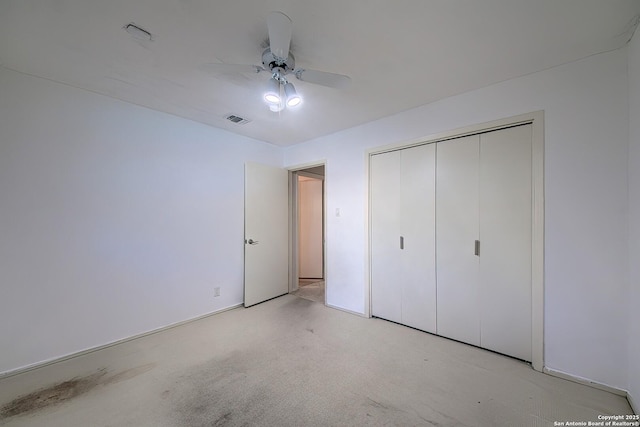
xmin=0 ymin=303 xmax=243 ymax=380
xmin=543 ymin=367 xmax=627 ymax=396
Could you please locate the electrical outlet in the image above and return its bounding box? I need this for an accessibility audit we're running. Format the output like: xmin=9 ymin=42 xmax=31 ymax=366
xmin=214 ymin=287 xmax=220 ymax=297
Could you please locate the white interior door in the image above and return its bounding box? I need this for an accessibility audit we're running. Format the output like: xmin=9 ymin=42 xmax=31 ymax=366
xmin=436 ymin=135 xmax=481 ymax=346
xmin=244 ymin=162 xmax=289 ymax=307
xmin=370 ymin=150 xmax=402 ymax=323
xmin=479 ymin=125 xmax=532 ymax=360
xmin=400 ymin=144 xmax=437 ymax=333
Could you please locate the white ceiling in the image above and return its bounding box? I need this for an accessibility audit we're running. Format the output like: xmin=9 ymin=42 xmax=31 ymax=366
xmin=1 ymin=1 xmax=639 ymax=146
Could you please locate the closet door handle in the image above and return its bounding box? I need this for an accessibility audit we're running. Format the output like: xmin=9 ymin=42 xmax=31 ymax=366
xmin=400 ymin=236 xmax=404 ymax=250
xmin=474 ymin=240 xmax=480 ymax=256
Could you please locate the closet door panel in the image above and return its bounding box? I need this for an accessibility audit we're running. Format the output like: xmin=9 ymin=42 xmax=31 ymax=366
xmin=400 ymin=144 xmax=437 ymax=333
xmin=370 ymin=151 xmax=402 ymax=323
xmin=436 ymin=135 xmax=481 ymax=346
xmin=479 ymin=125 xmax=532 ymax=361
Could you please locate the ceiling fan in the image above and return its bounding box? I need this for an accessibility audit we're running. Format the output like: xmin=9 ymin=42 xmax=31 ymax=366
xmin=201 ymin=11 xmax=351 ymax=111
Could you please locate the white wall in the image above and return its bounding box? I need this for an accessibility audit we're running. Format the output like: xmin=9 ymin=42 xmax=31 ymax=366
xmin=285 ymin=49 xmax=630 ymax=390
xmin=628 ymin=29 xmax=640 ymax=411
xmin=0 ymin=67 xmax=281 ymax=374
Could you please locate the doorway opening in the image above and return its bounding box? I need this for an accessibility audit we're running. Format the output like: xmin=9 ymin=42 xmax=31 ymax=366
xmin=290 ymin=164 xmax=325 ymax=304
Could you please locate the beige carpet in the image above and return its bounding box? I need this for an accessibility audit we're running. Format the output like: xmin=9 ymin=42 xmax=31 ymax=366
xmin=0 ymin=295 xmax=632 ymax=426
xmin=292 ymin=279 xmax=325 ymax=303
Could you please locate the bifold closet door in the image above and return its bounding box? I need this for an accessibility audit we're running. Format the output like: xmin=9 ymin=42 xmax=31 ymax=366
xmin=479 ymin=125 xmax=532 ymax=361
xmin=436 ymin=125 xmax=533 ymax=361
xmin=400 ymin=144 xmax=436 ymax=332
xmin=370 ymin=144 xmax=436 ymax=333
xmin=370 ymin=150 xmax=402 ymax=323
xmin=436 ymin=135 xmax=481 ymax=346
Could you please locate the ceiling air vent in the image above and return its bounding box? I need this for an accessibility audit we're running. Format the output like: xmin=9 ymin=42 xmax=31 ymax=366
xmin=124 ymin=23 xmax=153 ymax=41
xmin=225 ymin=114 xmax=251 ymax=125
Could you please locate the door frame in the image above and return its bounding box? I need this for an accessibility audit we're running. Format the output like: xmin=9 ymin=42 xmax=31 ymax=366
xmin=366 ymin=111 xmax=544 ymax=371
xmin=288 ymin=162 xmax=327 ymax=304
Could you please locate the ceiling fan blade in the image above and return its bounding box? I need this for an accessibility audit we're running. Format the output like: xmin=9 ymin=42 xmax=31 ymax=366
xmin=200 ymin=63 xmax=265 ymax=74
xmin=294 ymin=69 xmax=352 ymax=89
xmin=267 ymin=11 xmax=293 ymax=60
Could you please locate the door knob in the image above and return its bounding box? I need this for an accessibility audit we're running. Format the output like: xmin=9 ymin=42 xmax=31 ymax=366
xmin=246 ymin=238 xmax=259 ymax=245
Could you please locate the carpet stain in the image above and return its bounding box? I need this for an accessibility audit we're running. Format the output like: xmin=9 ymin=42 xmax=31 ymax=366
xmin=212 ymin=411 xmax=233 ymax=426
xmin=367 ymin=397 xmax=389 ymax=410
xmin=0 ymin=363 xmax=156 ymax=419
xmin=102 ymin=363 xmax=156 ymax=386
xmin=0 ymin=371 xmax=106 ymax=418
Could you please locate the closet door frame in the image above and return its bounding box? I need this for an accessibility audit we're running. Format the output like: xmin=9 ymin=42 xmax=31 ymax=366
xmin=365 ymin=111 xmax=544 ymax=372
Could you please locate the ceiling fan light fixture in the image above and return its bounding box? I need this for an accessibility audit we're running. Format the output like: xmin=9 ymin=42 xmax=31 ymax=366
xmin=284 ymin=82 xmax=302 ymax=107
xmin=201 ymin=11 xmax=351 ymax=115
xmin=264 ymin=77 xmax=281 ymax=104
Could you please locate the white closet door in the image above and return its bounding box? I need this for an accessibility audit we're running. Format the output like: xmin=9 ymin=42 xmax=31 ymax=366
xmin=436 ymin=135 xmax=481 ymax=346
xmin=479 ymin=125 xmax=532 ymax=361
xmin=370 ymin=150 xmax=402 ymax=323
xmin=400 ymin=144 xmax=437 ymax=333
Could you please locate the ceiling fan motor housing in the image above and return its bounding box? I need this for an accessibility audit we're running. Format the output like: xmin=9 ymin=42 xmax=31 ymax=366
xmin=262 ymin=48 xmax=295 ymax=77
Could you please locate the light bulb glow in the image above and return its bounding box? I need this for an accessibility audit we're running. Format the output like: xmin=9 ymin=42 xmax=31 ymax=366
xmin=264 ymin=93 xmax=280 ymax=104
xmin=284 ymin=82 xmax=302 ymax=107
xmin=264 ymin=77 xmax=281 ymax=104
xmin=286 ymin=96 xmax=302 ymax=107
